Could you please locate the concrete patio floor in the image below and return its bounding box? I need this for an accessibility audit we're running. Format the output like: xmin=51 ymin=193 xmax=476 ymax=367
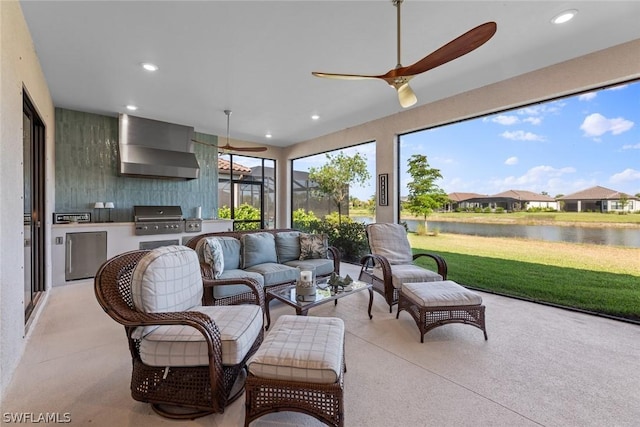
xmin=3 ymin=263 xmax=639 ymax=426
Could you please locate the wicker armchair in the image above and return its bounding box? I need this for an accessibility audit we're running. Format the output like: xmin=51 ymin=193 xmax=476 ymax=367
xmin=94 ymin=246 xmax=264 ymax=419
xmin=359 ymin=223 xmax=448 ymax=313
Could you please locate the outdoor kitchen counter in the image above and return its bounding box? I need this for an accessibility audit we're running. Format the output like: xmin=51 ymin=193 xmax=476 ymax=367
xmin=50 ymin=220 xmax=233 ymax=287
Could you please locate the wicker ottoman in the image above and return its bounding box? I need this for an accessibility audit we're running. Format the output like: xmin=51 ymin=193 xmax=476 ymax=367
xmin=397 ymin=280 xmax=488 ymax=343
xmin=244 ymin=315 xmax=345 ymax=427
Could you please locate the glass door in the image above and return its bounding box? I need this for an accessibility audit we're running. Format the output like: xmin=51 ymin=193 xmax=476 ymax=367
xmin=217 ymin=154 xmax=275 ymax=230
xmin=23 ymin=94 xmax=46 ymax=322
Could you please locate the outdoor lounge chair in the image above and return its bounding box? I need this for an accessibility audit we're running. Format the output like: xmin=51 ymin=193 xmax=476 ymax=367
xmin=359 ymin=222 xmax=448 ymax=312
xmin=94 ymin=245 xmax=264 ymax=419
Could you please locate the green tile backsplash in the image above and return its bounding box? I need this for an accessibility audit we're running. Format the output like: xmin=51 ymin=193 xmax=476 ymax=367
xmin=55 ymin=108 xmax=219 ymax=222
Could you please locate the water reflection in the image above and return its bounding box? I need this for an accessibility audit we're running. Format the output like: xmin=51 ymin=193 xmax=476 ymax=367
xmin=354 ymin=217 xmax=640 ymax=248
xmin=412 ymin=220 xmax=640 ymax=248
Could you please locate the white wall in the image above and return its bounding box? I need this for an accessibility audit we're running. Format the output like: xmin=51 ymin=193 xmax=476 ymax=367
xmin=0 ymin=0 xmax=55 ymax=402
xmin=278 ymin=38 xmax=640 ymax=227
xmin=2 ymin=0 xmax=639 ymax=403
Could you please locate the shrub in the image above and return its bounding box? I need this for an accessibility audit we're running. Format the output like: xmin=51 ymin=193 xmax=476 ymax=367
xmin=218 ymin=204 xmax=261 ymax=230
xmin=295 ymin=214 xmax=369 ymax=263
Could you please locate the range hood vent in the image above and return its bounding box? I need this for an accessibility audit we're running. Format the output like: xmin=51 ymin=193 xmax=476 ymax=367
xmin=118 ymin=114 xmax=200 ymax=180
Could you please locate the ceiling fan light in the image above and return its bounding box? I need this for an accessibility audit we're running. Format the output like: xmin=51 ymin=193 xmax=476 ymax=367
xmin=397 ymin=83 xmax=417 ymax=108
xmin=141 ymin=62 xmax=158 ymax=71
xmin=551 ymin=9 xmax=578 ymax=24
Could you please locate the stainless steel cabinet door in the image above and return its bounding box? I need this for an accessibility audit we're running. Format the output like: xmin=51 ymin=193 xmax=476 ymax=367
xmin=65 ymin=231 xmax=107 ymax=281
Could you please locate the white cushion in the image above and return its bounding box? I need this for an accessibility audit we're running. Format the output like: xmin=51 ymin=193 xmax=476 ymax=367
xmin=402 ymin=280 xmax=482 ymax=307
xmin=367 ymin=223 xmax=413 ymax=265
xmin=202 ymin=238 xmax=225 ymax=279
xmin=373 ymin=264 xmax=443 ymax=289
xmin=248 ymin=315 xmax=344 ymax=384
xmin=139 ymin=304 xmax=263 ymax=367
xmin=131 ymin=245 xmax=203 ymax=313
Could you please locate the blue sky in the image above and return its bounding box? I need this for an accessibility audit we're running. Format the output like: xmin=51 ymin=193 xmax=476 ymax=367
xmin=294 ymin=80 xmax=639 ymax=201
xmin=400 ymin=80 xmax=640 ymax=199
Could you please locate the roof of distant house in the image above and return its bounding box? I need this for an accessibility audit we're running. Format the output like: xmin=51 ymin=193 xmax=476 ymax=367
xmin=447 ymin=192 xmax=486 ymax=202
xmin=491 ymin=190 xmax=556 ymax=201
xmin=558 ymin=185 xmax=636 ymax=200
xmin=448 ymin=190 xmax=555 ymax=202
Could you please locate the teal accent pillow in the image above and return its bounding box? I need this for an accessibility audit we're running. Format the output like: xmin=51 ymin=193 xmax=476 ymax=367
xmin=299 ymin=233 xmax=328 ymax=260
xmin=275 ymin=231 xmax=301 ymax=263
xmin=242 ymin=232 xmax=278 ymax=268
xmin=215 ymin=236 xmax=241 ymax=270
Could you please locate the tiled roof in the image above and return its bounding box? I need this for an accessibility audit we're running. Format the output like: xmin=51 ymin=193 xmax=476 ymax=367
xmin=491 ymin=190 xmax=555 ymax=201
xmin=447 ymin=192 xmax=486 ymax=202
xmin=217 ymin=158 xmax=252 ymax=174
xmin=559 ymin=185 xmax=633 ymax=200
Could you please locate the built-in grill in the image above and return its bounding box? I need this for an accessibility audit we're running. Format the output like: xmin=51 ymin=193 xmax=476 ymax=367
xmin=134 ymin=205 xmax=184 ymax=236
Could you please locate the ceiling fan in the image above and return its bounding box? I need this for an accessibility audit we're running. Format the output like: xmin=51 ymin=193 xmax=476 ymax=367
xmin=193 ymin=110 xmax=268 ymax=153
xmin=312 ymin=0 xmax=497 ymax=108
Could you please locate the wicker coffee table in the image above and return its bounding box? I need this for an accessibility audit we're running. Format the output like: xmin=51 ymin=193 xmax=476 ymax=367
xmin=264 ymin=280 xmax=373 ymax=330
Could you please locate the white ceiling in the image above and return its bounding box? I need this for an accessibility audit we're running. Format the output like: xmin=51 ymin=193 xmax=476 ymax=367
xmin=20 ymin=1 xmax=640 ymax=147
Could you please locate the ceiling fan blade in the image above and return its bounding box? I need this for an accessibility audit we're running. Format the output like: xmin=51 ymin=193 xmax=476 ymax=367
xmin=192 ymin=139 xmax=268 ymax=153
xmin=402 ymin=21 xmax=497 ymax=76
xmin=312 ymin=71 xmax=380 ymax=80
xmin=218 ymin=143 xmax=268 ymax=153
xmin=397 ymin=83 xmax=417 ymax=108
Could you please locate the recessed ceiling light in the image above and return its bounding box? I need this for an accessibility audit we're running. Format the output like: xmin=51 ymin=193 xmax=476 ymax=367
xmin=126 ymin=105 xmax=138 ymax=111
xmin=141 ymin=63 xmax=158 ymax=71
xmin=551 ymin=9 xmax=578 ymax=24
xmin=311 ymin=114 xmax=320 ymax=120
xmin=265 ymin=133 xmax=272 ymax=139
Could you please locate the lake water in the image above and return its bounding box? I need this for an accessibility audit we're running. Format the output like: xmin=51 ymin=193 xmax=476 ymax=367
xmin=353 ymin=217 xmax=640 ymax=248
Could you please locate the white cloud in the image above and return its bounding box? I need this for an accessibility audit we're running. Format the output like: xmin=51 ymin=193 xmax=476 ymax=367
xmin=491 ymin=115 xmax=519 ymax=125
xmin=580 ymin=113 xmax=634 ymax=137
xmin=622 ymin=143 xmax=640 ymax=150
xmin=523 ymin=117 xmax=542 ymax=125
xmin=517 ymin=102 xmax=564 ymax=117
xmin=488 ymin=165 xmax=576 ymax=194
xmin=501 ymin=130 xmax=545 ymax=141
xmin=609 ymin=168 xmax=640 ymax=184
xmin=578 ymin=92 xmax=597 ymax=101
xmin=504 ymin=156 xmax=518 ymax=165
xmin=607 ymin=84 xmax=628 ymax=91
xmin=433 ymin=156 xmax=455 ymax=164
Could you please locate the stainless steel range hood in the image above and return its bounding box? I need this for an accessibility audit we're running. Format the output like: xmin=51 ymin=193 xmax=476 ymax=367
xmin=118 ymin=114 xmax=200 ymax=180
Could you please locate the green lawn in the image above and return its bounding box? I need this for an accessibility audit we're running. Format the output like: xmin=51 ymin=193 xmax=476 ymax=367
xmin=407 ymin=233 xmax=640 ymax=321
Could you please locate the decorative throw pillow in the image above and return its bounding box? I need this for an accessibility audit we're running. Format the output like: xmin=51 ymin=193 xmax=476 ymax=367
xmin=242 ymin=232 xmax=278 ymax=269
xmin=299 ymin=233 xmax=328 ymax=260
xmin=275 ymin=231 xmax=301 ymax=263
xmin=203 ymin=238 xmax=224 ymax=279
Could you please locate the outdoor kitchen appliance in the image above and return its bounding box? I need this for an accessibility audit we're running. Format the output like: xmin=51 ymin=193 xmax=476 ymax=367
xmin=184 ymin=218 xmax=202 ymax=233
xmin=134 ymin=205 xmax=184 ymax=236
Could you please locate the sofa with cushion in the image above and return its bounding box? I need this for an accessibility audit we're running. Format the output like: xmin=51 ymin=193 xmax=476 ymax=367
xmin=186 ymin=229 xmax=340 ymax=305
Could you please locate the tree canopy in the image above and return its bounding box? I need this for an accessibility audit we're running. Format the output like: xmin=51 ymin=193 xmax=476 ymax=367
xmin=308 ymin=152 xmax=371 ymax=224
xmin=405 ymin=154 xmax=448 ymax=221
